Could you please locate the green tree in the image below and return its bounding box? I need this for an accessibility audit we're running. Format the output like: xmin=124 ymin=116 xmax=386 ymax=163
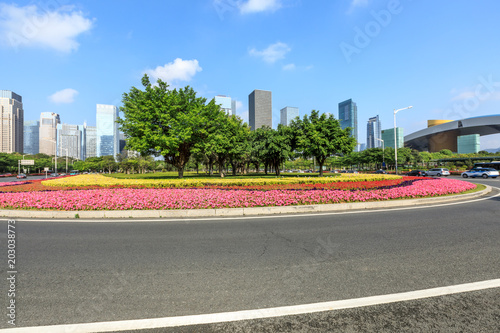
xmin=119 ymin=75 xmax=215 ymax=178
xmin=292 ymin=110 xmax=356 ymax=176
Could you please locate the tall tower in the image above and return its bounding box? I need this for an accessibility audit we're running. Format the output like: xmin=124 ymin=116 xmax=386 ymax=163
xmin=366 ymin=115 xmax=381 ymax=149
xmin=96 ymin=104 xmax=119 ymax=158
xmin=338 ymin=99 xmax=358 ymax=149
xmin=0 ymin=90 xmax=24 ymax=153
xmin=39 ymin=112 xmax=60 ymax=156
xmin=249 ymin=89 xmax=272 ymax=130
xmin=280 ymin=106 xmax=299 ymax=126
xmin=24 ymin=120 xmax=39 ymax=155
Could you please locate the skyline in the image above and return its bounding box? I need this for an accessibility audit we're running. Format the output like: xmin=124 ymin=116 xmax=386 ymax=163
xmin=2 ymin=0 xmax=500 ymax=149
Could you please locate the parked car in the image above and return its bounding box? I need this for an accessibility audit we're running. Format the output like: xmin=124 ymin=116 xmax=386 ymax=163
xmin=50 ymin=173 xmax=59 ymax=177
xmin=461 ymin=168 xmax=499 ymax=179
xmin=406 ymin=170 xmax=427 ymax=177
xmin=425 ymin=168 xmax=450 ymax=177
xmin=374 ymin=169 xmax=387 ymax=174
xmin=16 ymin=173 xmax=27 ymax=179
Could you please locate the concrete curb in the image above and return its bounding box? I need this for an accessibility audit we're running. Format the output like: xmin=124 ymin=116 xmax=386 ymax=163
xmin=0 ymin=185 xmax=492 ymax=219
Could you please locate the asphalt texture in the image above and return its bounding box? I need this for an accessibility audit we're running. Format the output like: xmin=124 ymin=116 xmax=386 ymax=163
xmin=0 ymin=178 xmax=498 ymax=331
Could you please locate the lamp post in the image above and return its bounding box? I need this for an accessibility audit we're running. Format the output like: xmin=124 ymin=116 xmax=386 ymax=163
xmin=393 ymin=106 xmax=413 ymax=175
xmin=376 ymin=138 xmax=384 ymax=169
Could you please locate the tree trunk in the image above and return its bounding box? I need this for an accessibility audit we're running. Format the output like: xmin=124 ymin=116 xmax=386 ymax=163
xmin=177 ymin=168 xmax=184 ymax=178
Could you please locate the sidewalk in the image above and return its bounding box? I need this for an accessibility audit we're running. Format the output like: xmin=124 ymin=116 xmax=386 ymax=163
xmin=0 ymin=186 xmax=491 ymax=219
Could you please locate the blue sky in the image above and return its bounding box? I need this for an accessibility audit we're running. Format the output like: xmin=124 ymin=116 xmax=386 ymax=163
xmin=1 ymin=0 xmax=500 ymax=150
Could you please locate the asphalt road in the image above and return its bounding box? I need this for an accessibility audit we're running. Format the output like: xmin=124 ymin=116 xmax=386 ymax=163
xmin=0 ymin=178 xmax=499 ymax=331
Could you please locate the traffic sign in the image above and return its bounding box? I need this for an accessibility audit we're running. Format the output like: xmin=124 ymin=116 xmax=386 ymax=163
xmin=21 ymin=159 xmax=35 ymax=165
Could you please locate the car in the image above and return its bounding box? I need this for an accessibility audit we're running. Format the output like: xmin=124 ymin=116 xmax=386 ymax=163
xmin=374 ymin=169 xmax=387 ymax=174
xmin=461 ymin=168 xmax=499 ymax=179
xmin=50 ymin=173 xmax=59 ymax=177
xmin=406 ymin=170 xmax=427 ymax=177
xmin=16 ymin=173 xmax=27 ymax=179
xmin=425 ymin=168 xmax=450 ymax=177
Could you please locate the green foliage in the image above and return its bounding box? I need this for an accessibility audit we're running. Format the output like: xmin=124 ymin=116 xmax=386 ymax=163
xmin=119 ymin=74 xmax=219 ymax=178
xmin=291 ymin=110 xmax=356 ymax=176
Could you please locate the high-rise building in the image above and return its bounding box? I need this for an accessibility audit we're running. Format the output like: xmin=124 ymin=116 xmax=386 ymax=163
xmin=366 ymin=115 xmax=382 ymax=149
xmin=23 ymin=120 xmax=39 ymax=155
xmin=85 ymin=125 xmax=97 ymax=159
xmin=382 ymin=127 xmax=404 ymax=149
xmin=57 ymin=123 xmax=82 ymax=160
xmin=231 ymin=100 xmax=237 ymax=116
xmin=0 ymin=90 xmax=24 ymax=153
xmin=457 ymin=134 xmax=480 ymax=154
xmin=338 ymin=99 xmax=358 ymax=149
xmin=39 ymin=112 xmax=60 ymax=156
xmin=280 ymin=106 xmax=299 ymax=126
xmin=96 ymin=104 xmax=119 ymax=158
xmin=249 ymin=89 xmax=272 ymax=130
xmin=214 ymin=95 xmax=233 ymax=115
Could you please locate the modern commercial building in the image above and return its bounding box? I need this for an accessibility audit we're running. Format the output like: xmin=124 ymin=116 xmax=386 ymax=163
xmin=457 ymin=134 xmax=480 ymax=154
xmin=214 ymin=95 xmax=234 ymax=116
xmin=366 ymin=115 xmax=381 ymax=149
xmin=405 ymin=116 xmax=500 ymax=153
xmin=0 ymin=90 xmax=24 ymax=153
xmin=249 ymin=89 xmax=272 ymax=130
xmin=23 ymin=120 xmax=39 ymax=155
xmin=85 ymin=125 xmax=97 ymax=159
xmin=280 ymin=106 xmax=299 ymax=126
xmin=338 ymin=99 xmax=358 ymax=149
xmin=231 ymin=100 xmax=237 ymax=116
xmin=382 ymin=127 xmax=404 ymax=149
xmin=96 ymin=104 xmax=119 ymax=158
xmin=39 ymin=112 xmax=60 ymax=156
xmin=57 ymin=123 xmax=82 ymax=160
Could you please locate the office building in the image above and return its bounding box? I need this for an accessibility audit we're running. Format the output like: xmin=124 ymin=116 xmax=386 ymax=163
xmin=214 ymin=95 xmax=234 ymax=116
xmin=85 ymin=125 xmax=97 ymax=159
xmin=457 ymin=134 xmax=480 ymax=154
xmin=96 ymin=104 xmax=119 ymax=158
xmin=39 ymin=112 xmax=60 ymax=156
xmin=57 ymin=123 xmax=82 ymax=160
xmin=280 ymin=106 xmax=299 ymax=126
xmin=23 ymin=120 xmax=39 ymax=155
xmin=249 ymin=89 xmax=272 ymax=130
xmin=338 ymin=99 xmax=358 ymax=149
xmin=0 ymin=90 xmax=24 ymax=153
xmin=382 ymin=127 xmax=404 ymax=149
xmin=231 ymin=100 xmax=237 ymax=116
xmin=366 ymin=115 xmax=382 ymax=149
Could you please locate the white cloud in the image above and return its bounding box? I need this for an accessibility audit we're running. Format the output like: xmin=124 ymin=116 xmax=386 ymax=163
xmin=239 ymin=0 xmax=282 ymax=14
xmin=249 ymin=42 xmax=291 ymax=63
xmin=49 ymin=88 xmax=78 ymax=104
xmin=451 ymin=91 xmax=476 ymax=101
xmin=282 ymin=63 xmax=295 ymax=71
xmin=347 ymin=0 xmax=371 ymax=13
xmin=235 ymin=100 xmax=243 ymax=111
xmin=0 ymin=4 xmax=93 ymax=53
xmin=145 ymin=58 xmax=202 ymax=84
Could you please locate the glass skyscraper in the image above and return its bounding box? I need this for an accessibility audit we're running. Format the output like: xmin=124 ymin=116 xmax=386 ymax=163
xmin=382 ymin=127 xmax=404 ymax=149
xmin=23 ymin=120 xmax=39 ymax=155
xmin=280 ymin=106 xmax=299 ymax=126
xmin=338 ymin=99 xmax=358 ymax=149
xmin=96 ymin=104 xmax=119 ymax=158
xmin=366 ymin=115 xmax=382 ymax=149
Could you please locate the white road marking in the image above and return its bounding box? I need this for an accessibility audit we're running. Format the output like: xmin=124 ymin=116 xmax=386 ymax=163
xmin=11 ymin=185 xmax=500 ymax=223
xmin=1 ymin=278 xmax=499 ymax=332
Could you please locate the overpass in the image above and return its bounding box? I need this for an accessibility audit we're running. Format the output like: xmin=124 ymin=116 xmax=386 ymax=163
xmin=405 ymin=115 xmax=500 ymax=152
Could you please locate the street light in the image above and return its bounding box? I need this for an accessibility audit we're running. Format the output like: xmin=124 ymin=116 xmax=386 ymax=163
xmin=393 ymin=106 xmax=413 ymax=175
xmin=375 ymin=138 xmax=384 ymax=169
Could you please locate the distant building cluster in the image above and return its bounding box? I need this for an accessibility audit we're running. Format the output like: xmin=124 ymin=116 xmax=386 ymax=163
xmin=0 ymin=90 xmax=124 ymax=160
xmin=2 ymin=88 xmax=490 ymax=157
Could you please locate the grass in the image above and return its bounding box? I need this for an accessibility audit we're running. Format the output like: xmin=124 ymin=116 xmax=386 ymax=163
xmin=103 ymin=171 xmax=341 ymax=180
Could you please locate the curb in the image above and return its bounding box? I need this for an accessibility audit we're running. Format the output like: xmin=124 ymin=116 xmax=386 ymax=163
xmin=0 ymin=185 xmax=492 ymax=220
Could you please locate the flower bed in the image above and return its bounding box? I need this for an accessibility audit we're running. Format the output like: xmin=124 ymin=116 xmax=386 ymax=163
xmin=0 ymin=178 xmax=475 ymax=211
xmin=41 ymin=174 xmax=402 ymax=188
